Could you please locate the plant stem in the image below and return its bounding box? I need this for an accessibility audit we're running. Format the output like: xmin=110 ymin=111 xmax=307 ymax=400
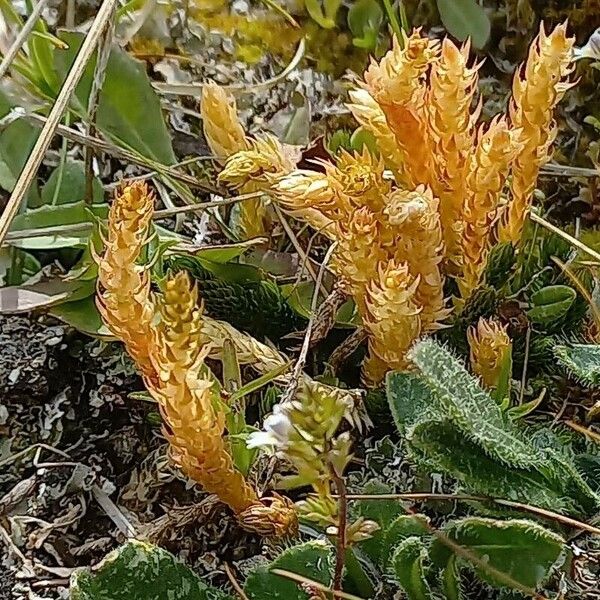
xmin=270 ymin=570 xmax=363 ymax=600
xmin=85 ymin=8 xmax=115 ymax=204
xmin=331 ymin=468 xmax=348 ymax=593
xmin=341 ymin=492 xmax=600 ymax=536
xmin=382 ymin=0 xmax=402 ymax=40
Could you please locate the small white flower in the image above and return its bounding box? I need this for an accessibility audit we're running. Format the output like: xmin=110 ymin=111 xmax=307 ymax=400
xmin=574 ymin=28 xmax=600 ymax=61
xmin=247 ymin=407 xmax=294 ymax=450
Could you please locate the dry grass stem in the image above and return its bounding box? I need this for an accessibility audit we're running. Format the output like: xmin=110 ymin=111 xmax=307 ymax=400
xmin=0 ymin=0 xmax=50 ymax=80
xmin=0 ymin=0 xmax=121 ymax=246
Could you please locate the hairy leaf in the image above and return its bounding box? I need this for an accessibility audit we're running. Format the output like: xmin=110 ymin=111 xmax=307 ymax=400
xmin=382 ymin=514 xmax=430 ymax=570
xmin=408 ymin=340 xmax=542 ymax=469
xmin=407 ymin=419 xmax=572 ymax=512
xmin=554 ymin=344 xmax=600 ymax=387
xmin=390 ymin=537 xmax=432 ymax=600
xmin=71 ymin=540 xmax=232 ymax=600
xmin=429 ymin=518 xmax=564 ymax=590
xmin=244 ymin=540 xmax=334 ymax=600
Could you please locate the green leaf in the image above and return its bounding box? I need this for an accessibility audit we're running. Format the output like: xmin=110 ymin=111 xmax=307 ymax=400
xmin=407 ymin=419 xmax=571 ymax=512
xmin=584 ymin=115 xmax=600 ymax=132
xmin=70 ymin=540 xmax=233 ymax=600
xmin=0 ymin=89 xmax=40 ymax=205
xmin=527 ymin=285 xmax=576 ymax=324
xmin=193 ymin=239 xmax=269 ymax=264
xmin=37 ymin=161 xmax=104 ymax=207
xmin=386 ymin=371 xmax=433 ymax=432
xmin=505 ymin=390 xmax=544 ymax=421
xmin=429 ymin=518 xmax=564 ymax=590
xmin=408 ymin=340 xmax=542 ymax=469
xmin=554 ymin=344 xmax=600 ymax=387
xmin=0 ymin=248 xmax=40 ymax=285
xmin=441 ymin=556 xmax=463 ymax=600
xmin=353 ymin=480 xmax=405 ymax=565
xmin=350 ymin=128 xmax=379 ymax=156
xmin=49 ymin=296 xmax=112 ymax=338
xmin=228 ymin=426 xmax=259 ymax=476
xmin=436 ymin=0 xmax=491 ymax=49
xmin=348 ymin=0 xmax=384 ymax=50
xmin=328 ymin=130 xmax=352 ymax=155
xmin=26 ymin=0 xmax=59 ymax=94
xmin=280 ymin=91 xmax=311 ymax=146
xmin=8 ymin=202 xmax=108 ymax=249
xmin=55 ymin=32 xmax=176 ymax=165
xmin=229 ymin=361 xmax=292 ymax=404
xmin=382 ymin=514 xmax=430 ymax=569
xmin=304 ymin=0 xmax=341 ymax=28
xmin=281 ymin=280 xmax=356 ymax=325
xmin=390 ymin=537 xmax=432 ymax=600
xmin=244 ymin=541 xmax=335 ymax=600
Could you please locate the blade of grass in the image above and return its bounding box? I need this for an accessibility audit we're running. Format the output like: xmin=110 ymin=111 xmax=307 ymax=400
xmin=228 ymin=361 xmax=293 ymax=404
xmin=529 ymin=211 xmax=600 ymax=264
xmin=382 ymin=0 xmax=402 ymax=39
xmin=270 ymin=570 xmax=364 ymax=600
xmin=0 ymin=0 xmax=49 ymax=80
xmin=0 ymin=0 xmax=121 ymax=246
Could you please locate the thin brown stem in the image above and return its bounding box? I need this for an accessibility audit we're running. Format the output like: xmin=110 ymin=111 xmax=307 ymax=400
xmin=270 ymin=570 xmax=363 ymax=600
xmin=529 ymin=211 xmax=600 ymax=263
xmin=330 ymin=467 xmax=348 ymax=593
xmin=22 ymin=113 xmax=219 ymax=193
xmin=279 ymin=243 xmax=336 ymax=406
xmin=224 ymin=563 xmax=251 ymax=600
xmin=85 ymin=7 xmax=115 ymax=204
xmin=342 ymin=492 xmax=600 ymax=536
xmin=565 ymin=420 xmax=600 ymax=445
xmin=327 ymin=328 xmax=367 ymax=374
xmin=3 ymin=191 xmax=264 ymax=244
xmin=273 ymin=203 xmax=329 ymax=297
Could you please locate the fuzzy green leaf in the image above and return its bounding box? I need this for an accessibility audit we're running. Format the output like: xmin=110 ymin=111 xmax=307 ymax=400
xmin=441 ymin=556 xmax=463 ymax=600
xmin=381 ymin=514 xmax=430 ymax=570
xmin=429 ymin=518 xmax=564 ymax=590
xmin=390 ymin=537 xmax=433 ymax=600
xmin=407 ymin=419 xmax=571 ymax=512
xmin=554 ymin=344 xmax=600 ymax=387
xmin=244 ymin=541 xmax=335 ymax=600
xmin=353 ymin=480 xmax=405 ymax=565
xmin=408 ymin=340 xmax=542 ymax=469
xmin=70 ymin=540 xmax=232 ymax=600
xmin=386 ymin=371 xmax=434 ymax=431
